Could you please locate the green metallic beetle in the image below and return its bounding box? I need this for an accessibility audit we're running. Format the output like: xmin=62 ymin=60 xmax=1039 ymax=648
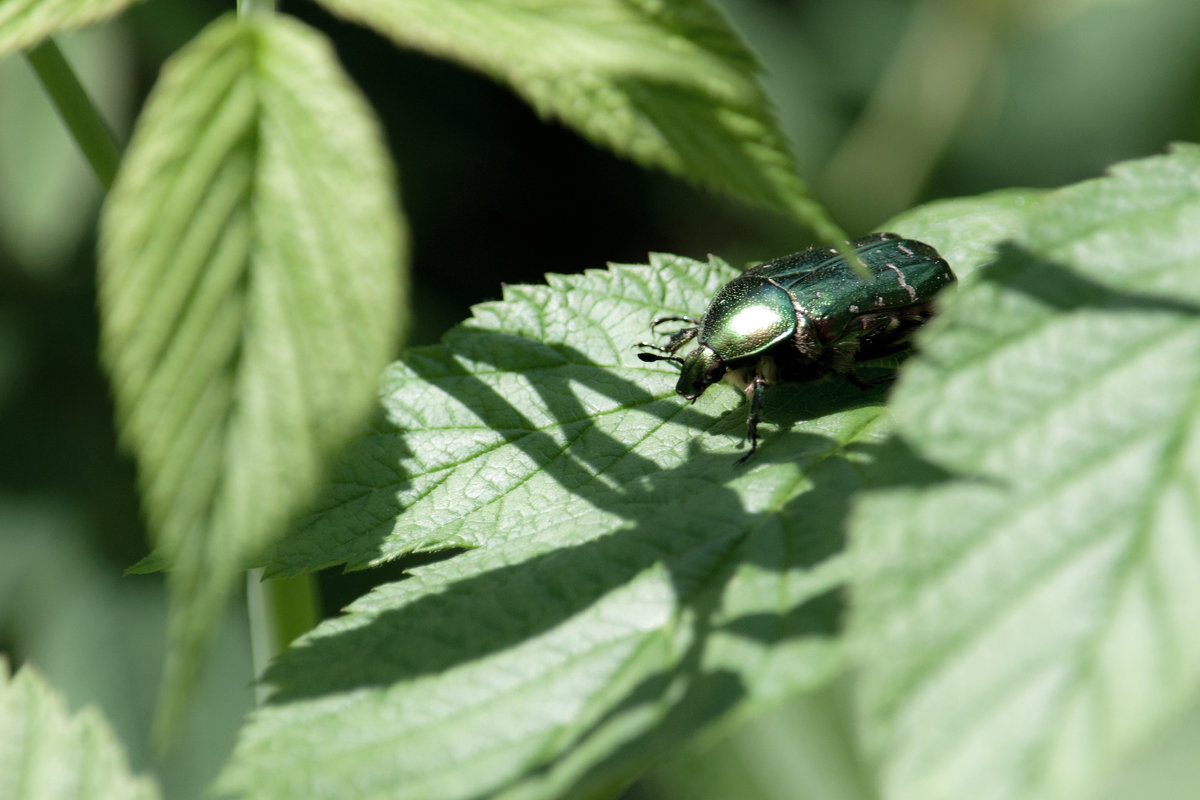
xmin=636 ymin=232 xmax=955 ymax=461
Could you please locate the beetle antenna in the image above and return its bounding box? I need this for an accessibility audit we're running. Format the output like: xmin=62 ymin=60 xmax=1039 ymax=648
xmin=635 ymin=351 xmax=684 ymax=366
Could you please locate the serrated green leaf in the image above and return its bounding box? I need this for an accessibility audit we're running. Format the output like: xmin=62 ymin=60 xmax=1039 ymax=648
xmin=269 ymin=252 xmax=892 ymax=574
xmin=0 ymin=660 xmax=160 ymax=800
xmin=310 ymin=0 xmax=840 ymax=239
xmin=0 ymin=0 xmax=142 ymax=55
xmin=227 ymin=259 xmax=866 ymax=799
xmin=850 ymin=145 xmax=1200 ymax=800
xmin=226 ymin=212 xmax=1008 ymax=799
xmin=97 ymin=13 xmax=406 ymax=735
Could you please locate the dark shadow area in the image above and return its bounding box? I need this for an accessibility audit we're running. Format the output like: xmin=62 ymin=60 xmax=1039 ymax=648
xmin=316 ymin=547 xmax=468 ymax=619
xmin=721 ymin=586 xmax=844 ymax=644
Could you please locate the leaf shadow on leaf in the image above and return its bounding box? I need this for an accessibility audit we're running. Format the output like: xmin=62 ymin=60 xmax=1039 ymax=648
xmin=980 ymin=242 xmax=1200 ymax=316
xmin=260 ymin=331 xmax=958 ymax=790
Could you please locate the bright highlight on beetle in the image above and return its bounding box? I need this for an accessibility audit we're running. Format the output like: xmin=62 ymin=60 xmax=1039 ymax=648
xmin=636 ymin=232 xmax=955 ymax=462
xmin=728 ymin=306 xmax=781 ymax=337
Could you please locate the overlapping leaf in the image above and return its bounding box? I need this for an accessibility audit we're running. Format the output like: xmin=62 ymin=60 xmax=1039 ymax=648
xmin=98 ymin=13 xmax=405 ymax=735
xmin=0 ymin=661 xmax=160 ymax=800
xmin=312 ymin=0 xmax=840 ymax=239
xmin=851 ymin=145 xmax=1200 ymax=800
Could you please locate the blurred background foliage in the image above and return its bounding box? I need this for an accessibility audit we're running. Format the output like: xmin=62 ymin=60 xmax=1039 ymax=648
xmin=2 ymin=0 xmax=1199 ymax=797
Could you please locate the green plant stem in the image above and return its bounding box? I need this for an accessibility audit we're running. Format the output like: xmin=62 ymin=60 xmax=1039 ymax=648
xmin=238 ymin=0 xmax=277 ymax=15
xmin=246 ymin=569 xmax=320 ymax=704
xmin=819 ymin=0 xmax=1012 ymax=228
xmin=24 ymin=39 xmax=122 ymax=191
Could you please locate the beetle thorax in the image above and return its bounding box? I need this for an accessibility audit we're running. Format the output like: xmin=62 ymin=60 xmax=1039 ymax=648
xmin=699 ymin=277 xmax=796 ymax=361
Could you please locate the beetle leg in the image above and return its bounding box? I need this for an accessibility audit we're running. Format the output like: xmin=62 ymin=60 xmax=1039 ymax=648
xmin=650 ymin=315 xmax=701 ymax=330
xmin=852 ymin=314 xmax=897 ymax=343
xmin=854 ymin=306 xmax=933 ymax=359
xmin=661 ymin=325 xmax=699 ymax=352
xmin=737 ymin=372 xmax=768 ymax=464
xmin=637 ymin=322 xmax=698 ymax=356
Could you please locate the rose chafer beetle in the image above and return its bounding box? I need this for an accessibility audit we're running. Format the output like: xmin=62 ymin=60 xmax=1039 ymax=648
xmin=636 ymin=232 xmax=954 ymax=461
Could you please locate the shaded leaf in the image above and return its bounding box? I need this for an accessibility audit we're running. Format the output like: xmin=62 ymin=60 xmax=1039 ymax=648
xmin=851 ymin=145 xmax=1200 ymax=800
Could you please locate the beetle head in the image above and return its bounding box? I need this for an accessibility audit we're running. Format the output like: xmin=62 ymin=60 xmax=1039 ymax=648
xmin=676 ymin=346 xmax=726 ymax=400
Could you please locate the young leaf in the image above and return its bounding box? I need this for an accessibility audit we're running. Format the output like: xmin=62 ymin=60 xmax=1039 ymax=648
xmin=97 ymin=13 xmax=406 ymax=735
xmin=310 ymin=0 xmax=841 ymax=239
xmin=0 ymin=0 xmax=142 ymax=55
xmin=851 ymin=145 xmax=1200 ymax=800
xmin=0 ymin=661 xmax=160 ymax=800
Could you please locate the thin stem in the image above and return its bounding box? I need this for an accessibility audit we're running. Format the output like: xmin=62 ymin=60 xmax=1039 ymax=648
xmin=246 ymin=569 xmax=320 ymax=704
xmin=238 ymin=0 xmax=278 ymax=15
xmin=818 ymin=0 xmax=1013 ymax=228
xmin=24 ymin=39 xmax=122 ymax=192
